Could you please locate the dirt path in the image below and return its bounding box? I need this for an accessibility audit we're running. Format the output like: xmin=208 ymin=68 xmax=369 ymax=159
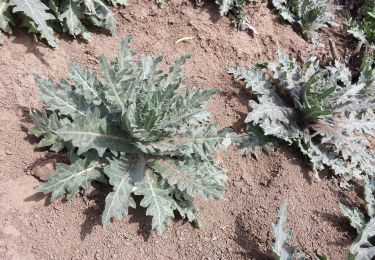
xmin=0 ymin=1 xmax=358 ymax=259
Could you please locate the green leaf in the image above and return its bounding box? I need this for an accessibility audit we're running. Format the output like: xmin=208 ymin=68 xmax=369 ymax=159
xmin=239 ymin=124 xmax=277 ymax=158
xmin=161 ymin=54 xmax=191 ymax=89
xmin=9 ymin=0 xmax=57 ymax=47
xmin=365 ymin=178 xmax=375 ymax=218
xmin=148 ymin=158 xmax=226 ymax=199
xmin=99 ymin=54 xmax=127 ymax=113
xmin=0 ymin=1 xmax=14 ymax=34
xmin=60 ymin=0 xmax=87 ymax=39
xmin=29 ymin=110 xmax=67 ymax=152
xmin=68 ymin=63 xmax=104 ymax=105
xmin=172 ymin=189 xmax=198 ymax=223
xmin=106 ymin=0 xmax=129 ymax=6
xmin=117 ymin=35 xmax=135 ymax=72
xmin=271 ymin=0 xmax=336 ymax=41
xmin=56 ymin=107 xmax=133 ymax=157
xmin=102 ymin=154 xmax=146 ymax=226
xmin=87 ymin=0 xmax=116 ymax=35
xmin=340 ymin=204 xmax=366 ymax=233
xmin=313 ymin=112 xmax=375 ymax=177
xmin=272 ymin=202 xmax=294 ymax=260
xmin=137 ymin=126 xmax=233 ymax=160
xmin=134 ymin=172 xmax=176 ymax=234
xmin=348 ymin=219 xmax=375 ymax=260
xmin=35 ymin=75 xmax=88 ymax=118
xmin=36 ymin=158 xmax=103 ymax=201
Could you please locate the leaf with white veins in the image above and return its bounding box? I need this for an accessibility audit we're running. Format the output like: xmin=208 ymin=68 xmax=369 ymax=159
xmin=102 ymin=154 xmax=146 ymax=226
xmin=36 ymin=158 xmax=103 ymax=201
xmin=134 ymin=172 xmax=176 ymax=234
xmin=9 ymin=0 xmax=57 ymax=47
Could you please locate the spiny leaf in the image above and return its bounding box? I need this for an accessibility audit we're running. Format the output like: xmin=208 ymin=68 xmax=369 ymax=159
xmin=60 ymin=0 xmax=88 ymax=39
xmin=340 ymin=204 xmax=366 ymax=233
xmin=29 ymin=110 xmax=68 ymax=152
xmin=36 ymin=158 xmax=103 ymax=201
xmin=365 ymin=178 xmax=375 ymax=219
xmin=272 ymin=202 xmax=294 ymax=260
xmin=102 ymin=154 xmax=146 ymax=226
xmin=86 ymin=0 xmax=116 ymax=35
xmin=99 ymin=54 xmax=128 ymax=113
xmin=117 ymin=35 xmax=135 ymax=72
xmin=0 ymin=1 xmax=14 ymax=34
xmin=134 ymin=172 xmax=176 ymax=234
xmin=68 ymin=63 xmax=103 ymax=105
xmin=348 ymin=219 xmax=375 ymax=260
xmin=148 ymin=158 xmax=225 ymax=199
xmin=56 ymin=107 xmax=133 ymax=157
xmin=172 ymin=189 xmax=198 ymax=223
xmin=341 ymin=178 xmax=375 ymax=259
xmin=161 ymin=54 xmax=191 ymax=89
xmin=9 ymin=0 xmax=57 ymax=47
xmin=137 ymin=126 xmax=234 ymax=160
xmin=35 ymin=76 xmax=88 ymax=119
xmin=239 ymin=124 xmax=277 ymax=158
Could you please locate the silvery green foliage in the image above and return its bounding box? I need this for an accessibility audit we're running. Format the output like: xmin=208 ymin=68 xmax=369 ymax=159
xmin=216 ymin=0 xmax=258 ymax=34
xmin=272 ymin=202 xmax=295 ymax=260
xmin=271 ymin=0 xmax=336 ymax=42
xmin=228 ymin=49 xmax=375 ymax=185
xmin=344 ymin=1 xmax=375 ymax=45
xmin=341 ymin=178 xmax=375 ymax=260
xmin=272 ymin=203 xmax=328 ymax=260
xmin=30 ymin=36 xmax=235 ymax=234
xmin=0 ymin=0 xmax=123 ymax=47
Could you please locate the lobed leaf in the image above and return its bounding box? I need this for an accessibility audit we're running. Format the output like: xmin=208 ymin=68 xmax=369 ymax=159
xmin=56 ymin=107 xmax=133 ymax=156
xmin=36 ymin=158 xmax=103 ymax=201
xmin=102 ymin=154 xmax=145 ymax=226
xmin=35 ymin=75 xmax=88 ymax=119
xmin=9 ymin=0 xmax=57 ymax=47
xmin=272 ymin=202 xmax=294 ymax=260
xmin=134 ymin=172 xmax=176 ymax=234
xmin=148 ymin=158 xmax=225 ymax=199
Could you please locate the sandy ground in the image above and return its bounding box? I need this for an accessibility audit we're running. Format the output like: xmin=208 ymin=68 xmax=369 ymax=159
xmin=0 ymin=1 xmax=360 ymax=259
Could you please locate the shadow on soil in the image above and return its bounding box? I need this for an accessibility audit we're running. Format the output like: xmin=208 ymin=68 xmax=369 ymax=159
xmin=188 ymin=0 xmax=222 ymax=24
xmin=79 ymin=191 xmax=153 ymax=241
xmin=234 ymin=215 xmax=273 ymax=260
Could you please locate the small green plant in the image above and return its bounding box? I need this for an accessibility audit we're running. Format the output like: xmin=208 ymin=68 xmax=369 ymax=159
xmin=271 ymin=0 xmax=336 ymax=42
xmin=30 ymin=36 xmax=236 ymax=233
xmin=344 ymin=1 xmax=375 ymax=44
xmin=229 ymin=49 xmax=375 ymax=186
xmin=341 ymin=178 xmax=375 ymax=259
xmin=0 ymin=0 xmax=125 ymax=47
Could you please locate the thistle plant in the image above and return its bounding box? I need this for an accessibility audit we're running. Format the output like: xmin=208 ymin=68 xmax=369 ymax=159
xmin=344 ymin=1 xmax=375 ymax=45
xmin=272 ymin=0 xmax=336 ymax=42
xmin=341 ymin=178 xmax=375 ymax=259
xmin=229 ymin=49 xmax=375 ymax=186
xmin=30 ymin=36 xmax=236 ymax=233
xmin=0 ymin=0 xmax=124 ymax=47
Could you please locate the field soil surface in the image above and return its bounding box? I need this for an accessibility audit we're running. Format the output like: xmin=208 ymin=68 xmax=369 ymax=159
xmin=0 ymin=1 xmax=360 ymax=259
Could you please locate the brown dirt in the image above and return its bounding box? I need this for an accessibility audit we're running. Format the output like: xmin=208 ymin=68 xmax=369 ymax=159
xmin=0 ymin=1 xmax=361 ymax=259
